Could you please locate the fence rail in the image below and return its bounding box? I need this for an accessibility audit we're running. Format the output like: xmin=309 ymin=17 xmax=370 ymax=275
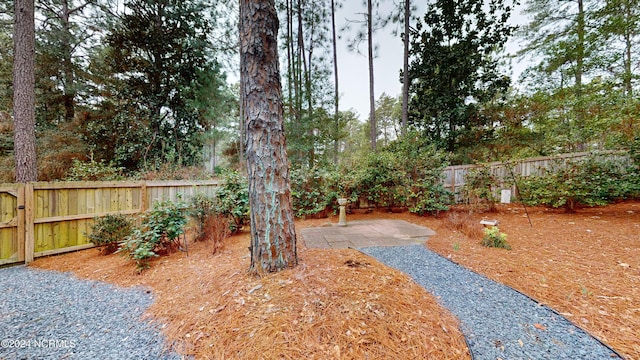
xmin=441 ymin=150 xmax=630 ymax=198
xmin=0 ymin=180 xmax=220 ymax=266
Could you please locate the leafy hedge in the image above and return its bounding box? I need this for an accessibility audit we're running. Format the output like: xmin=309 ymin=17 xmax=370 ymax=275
xmin=289 ymin=133 xmax=452 ymax=216
xmin=518 ymin=154 xmax=639 ymax=212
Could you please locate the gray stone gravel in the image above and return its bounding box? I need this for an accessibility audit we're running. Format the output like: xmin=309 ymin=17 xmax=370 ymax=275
xmin=361 ymin=244 xmax=624 ymax=360
xmin=0 ymin=265 xmax=180 ymax=360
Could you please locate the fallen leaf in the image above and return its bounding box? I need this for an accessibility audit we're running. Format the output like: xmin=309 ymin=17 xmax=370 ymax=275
xmin=533 ymin=323 xmax=547 ymax=331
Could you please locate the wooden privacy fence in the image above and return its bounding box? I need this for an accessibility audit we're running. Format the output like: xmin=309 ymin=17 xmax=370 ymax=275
xmin=0 ymin=180 xmax=220 ymax=266
xmin=441 ymin=151 xmax=630 ymax=199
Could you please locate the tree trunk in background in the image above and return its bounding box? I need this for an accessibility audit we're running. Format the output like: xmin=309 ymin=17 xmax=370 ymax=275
xmin=401 ymin=0 xmax=410 ymax=136
xmin=331 ymin=0 xmax=340 ymax=163
xmin=239 ymin=0 xmax=298 ymax=275
xmin=60 ymin=0 xmax=76 ymax=122
xmin=367 ymin=0 xmax=376 ymax=150
xmin=13 ymin=0 xmax=37 ymax=183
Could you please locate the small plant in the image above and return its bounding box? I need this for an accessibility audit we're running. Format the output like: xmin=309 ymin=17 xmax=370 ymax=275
xmin=188 ymin=192 xmax=231 ymax=252
xmin=119 ymin=199 xmax=188 ymax=271
xmin=580 ymin=285 xmax=593 ymax=297
xmin=452 ymin=242 xmax=460 ymax=251
xmin=189 ymin=193 xmax=218 ymax=241
xmin=460 ymin=165 xmax=498 ymax=212
xmin=444 ymin=211 xmax=483 ymax=239
xmin=215 ymin=170 xmax=249 ymax=233
xmin=481 ymin=226 xmax=511 ymax=250
xmin=205 ymin=214 xmax=231 ymax=254
xmin=88 ymin=214 xmax=133 ymax=254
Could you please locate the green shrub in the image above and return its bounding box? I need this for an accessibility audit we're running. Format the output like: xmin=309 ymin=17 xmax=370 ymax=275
xmin=409 ymin=183 xmax=452 ymax=216
xmin=119 ymin=199 xmax=188 ymax=271
xmin=290 ymin=167 xmax=340 ymax=218
xmin=481 ymin=226 xmax=511 ymax=250
xmin=215 ymin=170 xmax=249 ymax=233
xmin=343 ymin=132 xmax=451 ymax=213
xmin=460 ymin=165 xmax=498 ymax=211
xmin=65 ymin=158 xmax=126 ymax=181
xmin=189 ymin=193 xmax=218 ymax=241
xmin=88 ymin=214 xmax=134 ymax=254
xmin=519 ymin=154 xmax=632 ymax=212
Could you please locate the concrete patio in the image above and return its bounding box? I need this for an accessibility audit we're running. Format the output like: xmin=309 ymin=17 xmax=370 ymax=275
xmin=300 ymin=219 xmax=436 ymax=249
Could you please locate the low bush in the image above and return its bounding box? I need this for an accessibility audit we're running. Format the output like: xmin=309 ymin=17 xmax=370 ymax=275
xmin=189 ymin=193 xmax=218 ymax=241
xmin=443 ymin=211 xmax=483 ymax=239
xmin=188 ymin=192 xmax=231 ymax=253
xmin=204 ymin=214 xmax=230 ymax=254
xmin=519 ymin=154 xmax=636 ymax=212
xmin=119 ymin=199 xmax=188 ymax=271
xmin=340 ymin=133 xmax=451 ymax=214
xmin=88 ymin=214 xmax=134 ymax=254
xmin=290 ymin=167 xmax=340 ymax=218
xmin=215 ymin=170 xmax=249 ymax=233
xmin=65 ymin=158 xmax=126 ymax=181
xmin=460 ymin=165 xmax=498 ymax=212
xmin=481 ymin=226 xmax=511 ymax=250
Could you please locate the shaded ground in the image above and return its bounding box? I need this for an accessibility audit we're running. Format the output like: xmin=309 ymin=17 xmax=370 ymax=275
xmin=31 ymin=224 xmax=469 ymax=359
xmin=31 ymin=201 xmax=639 ymax=359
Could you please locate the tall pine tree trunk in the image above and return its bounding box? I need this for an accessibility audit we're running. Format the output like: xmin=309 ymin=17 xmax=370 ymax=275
xmin=239 ymin=0 xmax=298 ymax=275
xmin=61 ymin=0 xmax=75 ymax=122
xmin=331 ymin=0 xmax=339 ymax=163
xmin=401 ymin=0 xmax=410 ymax=136
xmin=13 ymin=0 xmax=37 ymax=183
xmin=367 ymin=0 xmax=376 ymax=150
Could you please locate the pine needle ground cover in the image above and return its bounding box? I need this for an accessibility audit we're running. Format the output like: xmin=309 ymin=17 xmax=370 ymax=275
xmin=32 ymin=222 xmax=469 ymax=359
xmin=419 ymin=201 xmax=640 ymax=360
xmin=32 ymin=201 xmax=639 ymax=359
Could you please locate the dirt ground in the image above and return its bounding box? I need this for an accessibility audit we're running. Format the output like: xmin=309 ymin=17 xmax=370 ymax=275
xmin=31 ymin=201 xmax=639 ymax=359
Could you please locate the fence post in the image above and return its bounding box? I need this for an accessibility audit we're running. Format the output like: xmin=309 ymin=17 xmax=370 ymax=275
xmin=140 ymin=182 xmax=148 ymax=212
xmin=24 ymin=183 xmax=34 ymax=264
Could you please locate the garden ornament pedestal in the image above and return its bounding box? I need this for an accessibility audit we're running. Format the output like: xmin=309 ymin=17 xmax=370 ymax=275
xmin=337 ymin=198 xmax=348 ymax=226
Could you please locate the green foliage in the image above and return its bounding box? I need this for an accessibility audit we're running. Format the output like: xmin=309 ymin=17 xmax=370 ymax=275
xmin=188 ymin=192 xmax=218 ymax=241
xmin=519 ymin=154 xmax=637 ymax=212
xmin=460 ymin=165 xmax=498 ymax=211
xmin=65 ymin=158 xmax=126 ymax=181
xmin=100 ymin=0 xmax=231 ymax=170
xmin=215 ymin=170 xmax=250 ymax=233
xmin=408 ymin=0 xmax=516 ymax=154
xmin=119 ymin=199 xmax=188 ymax=271
xmin=88 ymin=214 xmax=134 ymax=254
xmin=343 ymin=133 xmax=451 ymax=214
xmin=290 ymin=167 xmax=339 ymax=218
xmin=481 ymin=226 xmax=511 ymax=250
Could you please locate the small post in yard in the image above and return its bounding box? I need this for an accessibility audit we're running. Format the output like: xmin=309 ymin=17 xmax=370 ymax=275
xmin=337 ymin=198 xmax=348 ymax=226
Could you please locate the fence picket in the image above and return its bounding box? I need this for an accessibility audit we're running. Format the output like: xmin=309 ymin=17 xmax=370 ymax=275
xmin=0 ymin=180 xmax=219 ymax=265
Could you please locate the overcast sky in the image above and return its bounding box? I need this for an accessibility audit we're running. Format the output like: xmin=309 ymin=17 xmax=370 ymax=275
xmin=334 ymin=1 xmax=531 ymax=119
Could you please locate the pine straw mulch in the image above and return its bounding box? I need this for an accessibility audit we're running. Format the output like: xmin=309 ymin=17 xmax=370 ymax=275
xmin=31 ymin=220 xmax=470 ymax=359
xmin=30 ymin=201 xmax=640 ymax=359
xmin=404 ymin=201 xmax=639 ymax=360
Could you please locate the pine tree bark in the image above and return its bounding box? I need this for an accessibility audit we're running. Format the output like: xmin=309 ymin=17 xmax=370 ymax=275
xmin=367 ymin=0 xmax=376 ymax=150
xmin=13 ymin=0 xmax=37 ymax=183
xmin=239 ymin=0 xmax=298 ymax=275
xmin=331 ymin=0 xmax=340 ymax=163
xmin=401 ymin=0 xmax=410 ymax=136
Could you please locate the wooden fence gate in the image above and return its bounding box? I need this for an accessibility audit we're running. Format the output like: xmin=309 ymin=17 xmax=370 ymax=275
xmin=0 ymin=185 xmax=24 ymax=265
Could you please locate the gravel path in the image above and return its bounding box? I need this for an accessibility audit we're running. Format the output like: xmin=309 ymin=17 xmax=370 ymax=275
xmin=0 ymin=265 xmax=180 ymax=360
xmin=361 ymin=244 xmax=624 ymax=360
